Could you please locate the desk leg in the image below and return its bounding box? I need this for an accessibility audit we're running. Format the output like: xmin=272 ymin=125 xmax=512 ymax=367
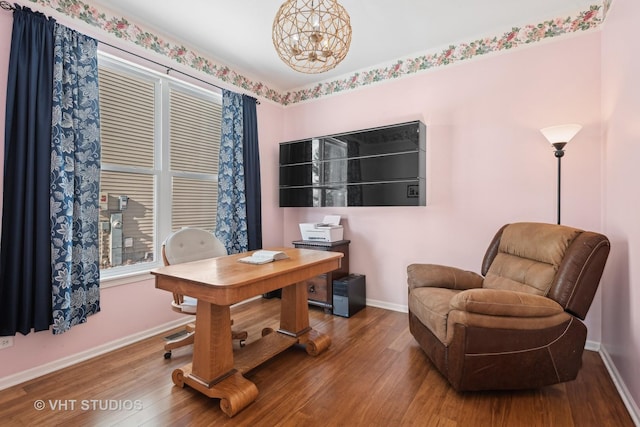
xmin=279 ymin=281 xmax=331 ymax=356
xmin=192 ymin=301 xmax=233 ymax=380
xmin=172 ymin=300 xmax=258 ymax=417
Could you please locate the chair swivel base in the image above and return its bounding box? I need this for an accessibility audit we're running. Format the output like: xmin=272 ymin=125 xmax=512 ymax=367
xmin=163 ymin=330 xmax=248 ymax=359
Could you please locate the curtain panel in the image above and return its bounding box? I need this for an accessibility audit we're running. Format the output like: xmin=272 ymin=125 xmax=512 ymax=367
xmin=216 ymin=90 xmax=248 ymax=254
xmin=215 ymin=91 xmax=262 ymax=254
xmin=242 ymin=95 xmax=262 ymax=251
xmin=0 ymin=6 xmax=101 ymax=335
xmin=0 ymin=7 xmax=56 ymax=335
xmin=49 ymin=24 xmax=101 ymax=334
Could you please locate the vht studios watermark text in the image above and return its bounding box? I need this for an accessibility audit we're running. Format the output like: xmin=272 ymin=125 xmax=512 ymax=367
xmin=34 ymin=399 xmax=143 ymax=411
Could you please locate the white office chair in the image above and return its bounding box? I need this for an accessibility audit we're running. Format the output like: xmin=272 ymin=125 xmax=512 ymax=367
xmin=161 ymin=227 xmax=248 ymax=359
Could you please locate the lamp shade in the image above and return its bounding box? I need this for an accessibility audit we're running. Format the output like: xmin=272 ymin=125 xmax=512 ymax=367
xmin=540 ymin=124 xmax=582 ymax=144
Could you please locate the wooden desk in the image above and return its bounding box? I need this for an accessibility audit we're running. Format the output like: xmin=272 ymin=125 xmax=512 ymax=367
xmin=151 ymin=247 xmax=343 ymax=417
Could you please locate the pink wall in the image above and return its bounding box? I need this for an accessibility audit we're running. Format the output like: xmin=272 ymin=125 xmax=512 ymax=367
xmin=255 ymin=101 xmax=286 ymax=249
xmin=0 ymin=279 xmax=183 ymax=377
xmin=282 ymin=33 xmax=604 ymax=334
xmin=601 ymin=0 xmax=640 ymax=408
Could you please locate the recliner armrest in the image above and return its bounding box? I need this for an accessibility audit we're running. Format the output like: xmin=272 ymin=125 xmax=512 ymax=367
xmin=450 ymin=288 xmax=564 ymax=317
xmin=407 ymin=264 xmax=484 ymax=291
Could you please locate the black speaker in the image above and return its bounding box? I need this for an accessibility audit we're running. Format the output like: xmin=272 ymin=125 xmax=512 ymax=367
xmin=332 ymin=274 xmax=366 ymax=317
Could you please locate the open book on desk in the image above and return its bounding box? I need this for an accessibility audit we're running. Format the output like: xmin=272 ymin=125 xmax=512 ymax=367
xmin=238 ymin=250 xmax=289 ymax=265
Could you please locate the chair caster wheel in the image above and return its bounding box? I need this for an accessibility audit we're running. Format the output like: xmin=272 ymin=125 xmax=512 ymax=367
xmin=164 ymin=351 xmax=172 ymax=359
xmin=239 ymin=340 xmax=246 ymax=348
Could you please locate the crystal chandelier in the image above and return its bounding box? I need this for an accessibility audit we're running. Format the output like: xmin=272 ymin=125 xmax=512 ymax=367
xmin=272 ymin=0 xmax=352 ymax=74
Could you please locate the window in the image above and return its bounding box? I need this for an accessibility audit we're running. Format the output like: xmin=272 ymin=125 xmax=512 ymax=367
xmin=98 ymin=53 xmax=222 ymax=277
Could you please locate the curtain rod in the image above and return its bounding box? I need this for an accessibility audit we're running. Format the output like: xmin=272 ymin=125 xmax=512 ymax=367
xmin=0 ymin=0 xmax=259 ymax=103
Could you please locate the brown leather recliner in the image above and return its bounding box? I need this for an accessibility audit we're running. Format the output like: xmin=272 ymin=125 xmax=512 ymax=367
xmin=407 ymin=222 xmax=610 ymax=391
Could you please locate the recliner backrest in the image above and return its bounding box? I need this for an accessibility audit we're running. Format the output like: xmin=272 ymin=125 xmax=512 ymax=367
xmin=481 ymin=222 xmax=610 ymax=319
xmin=163 ymin=228 xmax=227 ymax=265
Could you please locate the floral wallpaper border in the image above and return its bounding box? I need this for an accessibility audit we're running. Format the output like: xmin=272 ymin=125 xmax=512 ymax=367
xmin=284 ymin=3 xmax=608 ymax=105
xmin=25 ymin=0 xmax=610 ymax=106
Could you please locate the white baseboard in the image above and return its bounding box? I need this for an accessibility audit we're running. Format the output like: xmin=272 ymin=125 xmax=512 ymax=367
xmin=585 ymin=340 xmax=600 ymax=352
xmin=365 ymin=298 xmax=408 ymax=314
xmin=0 ymin=317 xmax=191 ymax=392
xmin=599 ymin=344 xmax=640 ymax=426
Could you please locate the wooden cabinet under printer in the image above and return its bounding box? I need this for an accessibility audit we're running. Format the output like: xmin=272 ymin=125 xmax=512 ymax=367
xmin=292 ymin=240 xmax=350 ymax=312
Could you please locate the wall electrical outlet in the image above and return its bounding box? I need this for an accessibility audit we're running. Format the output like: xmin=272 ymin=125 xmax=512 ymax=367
xmin=0 ymin=336 xmax=14 ymax=350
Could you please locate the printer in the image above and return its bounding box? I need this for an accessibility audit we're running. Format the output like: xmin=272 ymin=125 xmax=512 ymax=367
xmin=299 ymin=215 xmax=344 ymax=242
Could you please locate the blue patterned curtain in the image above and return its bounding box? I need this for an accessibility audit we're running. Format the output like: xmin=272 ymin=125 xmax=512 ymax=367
xmin=49 ymin=24 xmax=101 ymax=334
xmin=216 ymin=90 xmax=248 ymax=253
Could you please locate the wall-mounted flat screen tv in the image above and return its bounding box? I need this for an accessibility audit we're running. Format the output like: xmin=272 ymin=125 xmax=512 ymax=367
xmin=279 ymin=121 xmax=426 ymax=207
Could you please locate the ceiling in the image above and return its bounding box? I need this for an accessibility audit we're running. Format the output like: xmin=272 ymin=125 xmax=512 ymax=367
xmin=88 ymin=0 xmax=597 ymax=92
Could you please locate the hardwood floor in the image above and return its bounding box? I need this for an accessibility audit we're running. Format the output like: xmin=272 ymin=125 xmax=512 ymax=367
xmin=0 ymin=297 xmax=634 ymax=426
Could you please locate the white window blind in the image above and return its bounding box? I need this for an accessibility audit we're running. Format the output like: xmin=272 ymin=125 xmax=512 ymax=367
xmin=170 ymin=89 xmax=221 ymax=174
xmin=172 ymin=177 xmax=218 ymax=231
xmin=169 ymin=87 xmax=221 ymax=232
xmin=99 ymin=68 xmax=155 ymax=168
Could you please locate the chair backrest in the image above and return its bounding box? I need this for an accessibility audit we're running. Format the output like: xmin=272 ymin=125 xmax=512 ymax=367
xmin=481 ymin=222 xmax=610 ymax=319
xmin=162 ymin=228 xmax=227 ymax=266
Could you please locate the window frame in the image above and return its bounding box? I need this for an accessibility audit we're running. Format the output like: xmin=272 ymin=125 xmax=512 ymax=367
xmin=98 ymin=52 xmax=222 ymax=286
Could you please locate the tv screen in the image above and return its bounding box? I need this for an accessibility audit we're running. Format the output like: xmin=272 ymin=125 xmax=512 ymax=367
xmin=279 ymin=121 xmax=426 ymax=207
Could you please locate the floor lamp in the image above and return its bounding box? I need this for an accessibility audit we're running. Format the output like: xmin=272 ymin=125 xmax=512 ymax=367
xmin=540 ymin=124 xmax=582 ymax=225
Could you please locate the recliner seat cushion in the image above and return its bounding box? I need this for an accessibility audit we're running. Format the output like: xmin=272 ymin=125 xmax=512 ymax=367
xmin=450 ymin=288 xmax=565 ymax=317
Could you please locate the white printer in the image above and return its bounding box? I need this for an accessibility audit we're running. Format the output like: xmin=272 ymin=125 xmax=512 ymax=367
xmin=299 ymin=215 xmax=344 ymax=242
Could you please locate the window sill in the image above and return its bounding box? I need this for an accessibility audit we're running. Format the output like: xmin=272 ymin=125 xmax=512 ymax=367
xmin=100 ymin=268 xmax=156 ymax=289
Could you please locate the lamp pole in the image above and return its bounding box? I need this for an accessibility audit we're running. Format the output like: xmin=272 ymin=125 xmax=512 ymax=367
xmin=540 ymin=124 xmax=581 ymax=226
xmin=552 ymin=142 xmax=566 ymax=225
